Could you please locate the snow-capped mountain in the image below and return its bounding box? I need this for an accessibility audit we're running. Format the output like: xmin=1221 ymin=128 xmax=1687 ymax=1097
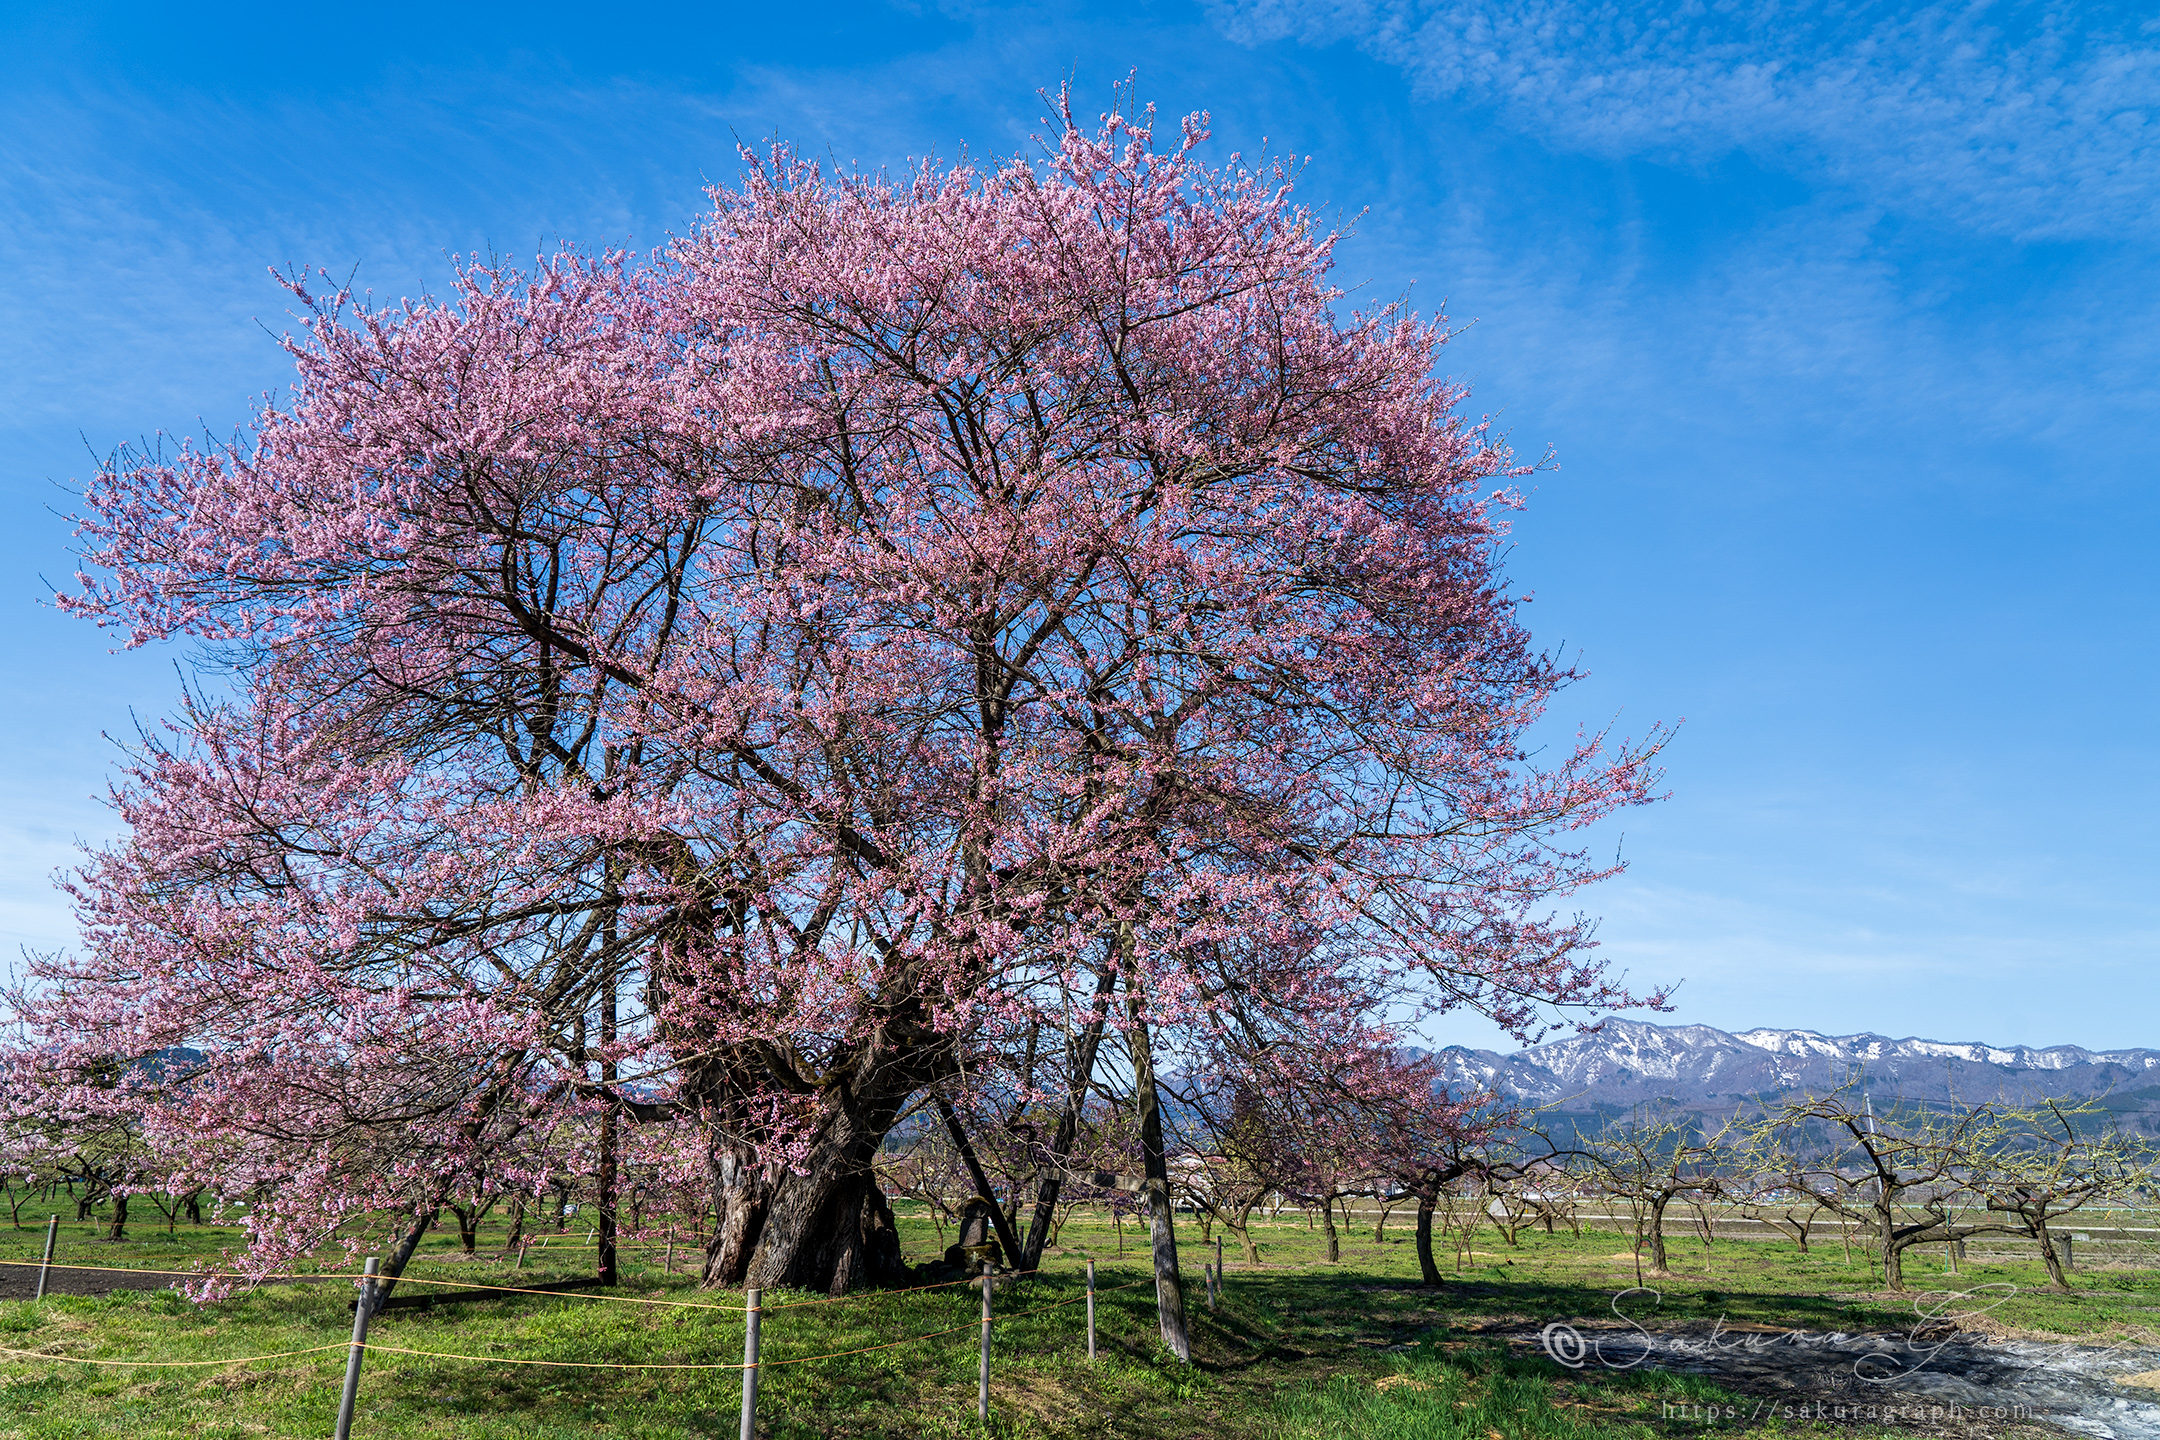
xmin=1428 ymin=1019 xmax=2160 ymax=1120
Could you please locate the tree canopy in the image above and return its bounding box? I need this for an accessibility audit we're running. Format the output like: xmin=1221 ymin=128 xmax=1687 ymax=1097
xmin=6 ymin=93 xmax=1666 ymax=1296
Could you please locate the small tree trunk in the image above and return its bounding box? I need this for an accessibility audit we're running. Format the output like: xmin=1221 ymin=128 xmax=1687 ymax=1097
xmin=373 ymin=1206 xmax=440 ymax=1303
xmin=933 ymin=1093 xmax=1025 ymax=1268
xmin=596 ymin=1086 xmax=619 ymax=1284
xmin=596 ymin=911 xmax=620 ymax=1286
xmin=2037 ymin=1222 xmax=2070 ymax=1291
xmin=1415 ymin=1190 xmax=1444 ymax=1286
xmin=1322 ymin=1195 xmax=1341 ymax=1262
xmin=1646 ymin=1194 xmax=1670 ymax=1272
xmin=1019 ymin=964 xmax=1114 ymax=1273
xmin=449 ymin=1205 xmax=479 ymax=1256
xmin=1126 ymin=973 xmax=1189 ymax=1363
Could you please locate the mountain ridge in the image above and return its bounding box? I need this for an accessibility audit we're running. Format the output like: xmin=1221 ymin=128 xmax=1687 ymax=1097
xmin=1426 ymin=1019 xmax=2160 ymax=1124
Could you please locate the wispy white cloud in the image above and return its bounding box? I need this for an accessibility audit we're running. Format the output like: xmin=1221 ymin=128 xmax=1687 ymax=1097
xmin=1211 ymin=0 xmax=2160 ymax=240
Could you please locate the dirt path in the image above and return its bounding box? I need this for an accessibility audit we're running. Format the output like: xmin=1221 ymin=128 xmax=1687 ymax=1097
xmin=1496 ymin=1322 xmax=2160 ymax=1439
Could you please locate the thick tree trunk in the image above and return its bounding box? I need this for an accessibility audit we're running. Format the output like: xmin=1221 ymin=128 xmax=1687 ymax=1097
xmin=1646 ymin=1195 xmax=1670 ymax=1272
xmin=701 ymin=1148 xmax=769 ymax=1286
xmin=106 ymin=1191 xmax=128 ymax=1242
xmin=694 ymin=1053 xmax=918 ymax=1296
xmin=1126 ymin=978 xmax=1190 ymax=1363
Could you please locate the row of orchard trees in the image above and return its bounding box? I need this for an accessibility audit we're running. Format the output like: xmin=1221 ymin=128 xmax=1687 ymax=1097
xmin=1105 ymin=1078 xmax=2153 ymax=1296
xmin=0 ymin=85 xmax=1666 ymax=1357
xmin=1581 ymin=1085 xmax=2156 ymax=1292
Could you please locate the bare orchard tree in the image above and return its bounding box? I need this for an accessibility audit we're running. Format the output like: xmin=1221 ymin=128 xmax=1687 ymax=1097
xmin=1982 ymin=1099 xmax=2157 ymax=1291
xmin=1170 ymin=1077 xmax=1287 ymax=1265
xmin=1590 ymin=1105 xmax=1734 ymax=1275
xmin=1731 ymin=1178 xmax=1834 ymax=1256
xmin=1748 ymin=1083 xmax=2133 ymax=1292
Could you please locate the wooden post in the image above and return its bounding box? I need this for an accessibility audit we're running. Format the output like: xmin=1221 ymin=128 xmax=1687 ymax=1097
xmin=34 ymin=1215 xmax=57 ymax=1300
xmin=334 ymin=1258 xmax=380 ymax=1440
xmin=979 ymin=1265 xmax=994 ymax=1425
xmin=739 ymin=1287 xmax=761 ymax=1440
xmin=1085 ymin=1260 xmax=1097 ymax=1361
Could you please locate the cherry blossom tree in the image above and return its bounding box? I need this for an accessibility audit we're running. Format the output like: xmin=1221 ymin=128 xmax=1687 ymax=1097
xmin=10 ymin=88 xmax=1666 ymax=1304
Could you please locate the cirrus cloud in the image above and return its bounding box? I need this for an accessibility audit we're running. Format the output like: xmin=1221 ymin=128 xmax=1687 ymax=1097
xmin=1210 ymin=0 xmax=2160 ymax=240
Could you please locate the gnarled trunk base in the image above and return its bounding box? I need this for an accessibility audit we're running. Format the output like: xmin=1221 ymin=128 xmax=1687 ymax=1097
xmin=702 ymin=1157 xmax=907 ymax=1295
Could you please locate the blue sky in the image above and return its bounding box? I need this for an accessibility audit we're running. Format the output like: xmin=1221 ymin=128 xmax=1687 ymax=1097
xmin=3 ymin=1 xmax=2154 ymax=1052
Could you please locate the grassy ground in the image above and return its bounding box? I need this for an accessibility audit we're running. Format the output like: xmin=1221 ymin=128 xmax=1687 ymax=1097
xmin=2 ymin=1200 xmax=2154 ymax=1438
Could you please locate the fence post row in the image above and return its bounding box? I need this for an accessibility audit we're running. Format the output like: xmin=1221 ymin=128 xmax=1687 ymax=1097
xmin=333 ymin=1257 xmax=380 ymax=1440
xmin=1085 ymin=1259 xmax=1097 ymax=1361
xmin=34 ymin=1215 xmax=57 ymax=1301
xmin=978 ymin=1265 xmax=995 ymax=1425
xmin=739 ymin=1287 xmax=762 ymax=1440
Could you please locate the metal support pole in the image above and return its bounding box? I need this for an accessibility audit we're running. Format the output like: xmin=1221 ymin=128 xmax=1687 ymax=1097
xmin=1085 ymin=1259 xmax=1097 ymax=1361
xmin=738 ymin=1287 xmax=761 ymax=1440
xmin=333 ymin=1257 xmax=380 ymax=1440
xmin=34 ymin=1215 xmax=57 ymax=1300
xmin=979 ymin=1265 xmax=994 ymax=1424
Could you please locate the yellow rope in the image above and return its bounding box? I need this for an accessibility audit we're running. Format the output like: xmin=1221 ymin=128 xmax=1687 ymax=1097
xmin=0 ymin=1341 xmax=348 ymax=1368
xmin=0 ymin=1278 xmax=1155 ymax=1373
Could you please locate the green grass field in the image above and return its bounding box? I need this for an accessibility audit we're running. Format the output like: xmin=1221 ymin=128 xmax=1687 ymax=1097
xmin=2 ymin=1199 xmax=2154 ymax=1438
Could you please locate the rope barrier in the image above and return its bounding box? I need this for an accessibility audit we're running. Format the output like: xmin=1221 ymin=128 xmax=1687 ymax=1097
xmin=352 ymin=1279 xmax=1155 ymax=1371
xmin=0 ymin=1276 xmax=1158 ymax=1373
xmin=356 ymin=1342 xmax=752 ymax=1371
xmin=0 ymin=1256 xmax=1035 ymax=1310
xmin=764 ymin=1271 xmax=991 ymax=1309
xmin=0 ymin=1341 xmax=349 ymax=1368
xmin=0 ymin=1259 xmax=347 ymax=1281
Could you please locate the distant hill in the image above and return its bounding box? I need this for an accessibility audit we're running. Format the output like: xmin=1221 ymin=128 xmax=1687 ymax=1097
xmin=1429 ymin=1019 xmax=2160 ymax=1132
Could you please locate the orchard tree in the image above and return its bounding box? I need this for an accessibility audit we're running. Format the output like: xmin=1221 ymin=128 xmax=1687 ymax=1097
xmin=1590 ymin=1105 xmax=1731 ymax=1276
xmin=9 ymin=89 xmax=1666 ymax=1307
